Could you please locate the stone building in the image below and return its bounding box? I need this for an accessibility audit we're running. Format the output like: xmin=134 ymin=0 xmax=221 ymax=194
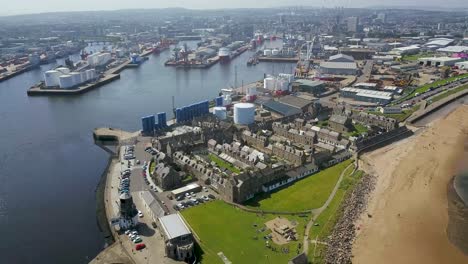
xmin=328 ymin=114 xmax=352 ymax=133
xmin=272 ymin=122 xmax=316 ymax=146
xmin=158 ymin=214 xmax=194 ymax=261
xmin=152 ymin=162 xmax=181 ymax=190
xmin=241 ymin=130 xmax=268 ymax=149
xmin=271 ymin=143 xmax=306 ymax=166
xmin=317 ymin=128 xmax=350 ymax=149
xmin=351 ymin=111 xmax=398 ymax=131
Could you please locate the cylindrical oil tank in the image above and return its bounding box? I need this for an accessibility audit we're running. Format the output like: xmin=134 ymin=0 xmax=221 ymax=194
xmin=86 ymin=69 xmax=96 ymax=80
xmin=277 ymin=78 xmax=289 ymax=91
xmin=80 ymin=71 xmax=88 ymax=82
xmin=263 ymin=49 xmax=272 ymax=56
xmin=213 ymin=106 xmax=227 ymax=120
xmin=264 ymin=77 xmax=275 ymax=90
xmin=56 ymin=67 xmax=70 ymax=74
xmin=233 ymin=103 xmax=255 ymax=125
xmin=59 ymin=75 xmax=74 ymax=89
xmin=70 ymin=72 xmax=82 ymax=86
xmin=44 ymin=70 xmax=61 ymax=87
xmin=223 ymin=94 xmax=232 ymax=106
xmin=272 ymin=49 xmax=279 ymax=56
xmin=247 ymin=86 xmax=257 ymax=96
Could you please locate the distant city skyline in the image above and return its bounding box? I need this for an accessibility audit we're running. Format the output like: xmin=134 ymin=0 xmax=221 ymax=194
xmin=1 ymin=0 xmax=467 ymax=16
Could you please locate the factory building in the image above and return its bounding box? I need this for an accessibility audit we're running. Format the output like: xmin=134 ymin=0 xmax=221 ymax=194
xmin=417 ymin=57 xmax=462 ymax=67
xmin=391 ymin=45 xmax=421 ymax=55
xmin=158 ymin=214 xmax=194 ymax=261
xmin=328 ymin=53 xmax=355 ymax=63
xmin=340 ymin=87 xmax=393 ymax=104
xmin=292 ymin=79 xmax=326 ymax=94
xmin=423 ymin=38 xmax=454 ymax=49
xmin=436 ymin=46 xmax=468 ymax=55
xmin=319 ymin=61 xmax=358 ymax=75
xmin=339 ymin=48 xmax=375 ymax=60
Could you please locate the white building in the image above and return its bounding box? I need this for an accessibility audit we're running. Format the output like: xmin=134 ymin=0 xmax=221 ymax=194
xmin=418 ymin=57 xmax=462 ymax=67
xmin=347 ymin=17 xmax=359 ymax=32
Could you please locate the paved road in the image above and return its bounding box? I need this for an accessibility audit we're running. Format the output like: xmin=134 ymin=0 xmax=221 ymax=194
xmin=302 ymin=163 xmax=355 ymax=255
xmin=356 ymin=60 xmax=373 ymax=83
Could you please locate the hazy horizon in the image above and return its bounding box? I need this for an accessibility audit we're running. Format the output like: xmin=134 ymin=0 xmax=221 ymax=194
xmin=1 ymin=0 xmax=466 ymax=16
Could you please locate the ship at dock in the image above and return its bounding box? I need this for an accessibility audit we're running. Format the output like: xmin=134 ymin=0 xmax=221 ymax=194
xmin=218 ymin=41 xmax=245 ymax=63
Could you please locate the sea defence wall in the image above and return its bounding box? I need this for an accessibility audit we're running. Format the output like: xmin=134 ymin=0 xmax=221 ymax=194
xmin=355 ymin=126 xmax=413 ymax=155
xmin=408 ymin=89 xmax=468 ymax=124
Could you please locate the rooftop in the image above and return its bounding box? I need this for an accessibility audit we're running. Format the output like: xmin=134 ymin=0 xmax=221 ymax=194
xmin=320 ymin=61 xmax=357 ymax=70
xmin=158 ymin=213 xmax=192 ymax=240
xmin=278 ymin=95 xmax=314 ymax=109
xmin=437 ymin=46 xmax=468 ymax=53
xmin=261 ymin=100 xmax=302 ymax=116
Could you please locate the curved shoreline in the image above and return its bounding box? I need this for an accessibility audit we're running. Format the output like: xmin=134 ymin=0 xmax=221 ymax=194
xmin=447 ymin=175 xmax=468 ymax=255
xmin=95 ymin=154 xmax=115 ymax=247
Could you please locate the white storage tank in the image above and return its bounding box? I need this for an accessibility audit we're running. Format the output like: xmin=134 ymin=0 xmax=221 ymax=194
xmin=263 ymin=49 xmax=272 ymax=56
xmin=44 ymin=70 xmax=61 ymax=87
xmin=56 ymin=67 xmax=70 ymax=74
xmin=247 ymin=86 xmax=257 ymax=96
xmin=59 ymin=75 xmax=74 ymax=89
xmin=86 ymin=69 xmax=96 ymax=81
xmin=213 ymin=106 xmax=227 ymax=120
xmin=223 ymin=94 xmax=232 ymax=106
xmin=264 ymin=77 xmax=275 ymax=90
xmin=70 ymin=72 xmax=82 ymax=86
xmin=278 ymin=73 xmax=294 ymax=83
xmin=272 ymin=49 xmax=279 ymax=56
xmin=233 ymin=103 xmax=255 ymax=125
xmin=80 ymin=71 xmax=88 ymax=82
xmin=277 ymin=78 xmax=289 ymax=91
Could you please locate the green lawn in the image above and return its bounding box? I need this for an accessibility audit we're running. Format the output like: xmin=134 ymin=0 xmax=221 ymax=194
xmin=182 ymin=174 xmax=195 ymax=184
xmin=245 ymin=160 xmax=353 ymax=212
xmin=149 ymin=160 xmax=156 ymax=174
xmin=345 ymin=123 xmax=369 ymax=137
xmin=182 ymin=200 xmax=308 ymax=264
xmin=308 ymin=169 xmax=364 ymax=264
xmin=428 ymin=84 xmax=468 ymax=105
xmin=367 ymin=104 xmax=420 ymax=122
xmin=208 ymin=154 xmax=241 ymax=173
xmin=401 ymin=52 xmax=434 ymax=61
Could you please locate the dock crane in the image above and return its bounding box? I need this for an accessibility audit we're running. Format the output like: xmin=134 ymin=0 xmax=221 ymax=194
xmin=295 ymin=37 xmax=315 ymax=78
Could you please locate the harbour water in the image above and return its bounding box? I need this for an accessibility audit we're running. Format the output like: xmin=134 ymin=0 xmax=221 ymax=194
xmin=0 ymin=42 xmax=294 ymax=263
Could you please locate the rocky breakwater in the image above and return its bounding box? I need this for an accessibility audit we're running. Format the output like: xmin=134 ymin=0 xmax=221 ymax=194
xmin=324 ymin=172 xmax=376 ymax=264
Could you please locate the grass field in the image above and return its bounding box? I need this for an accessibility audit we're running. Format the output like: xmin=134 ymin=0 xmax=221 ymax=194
xmin=428 ymin=84 xmax=468 ymax=105
xmin=182 ymin=200 xmax=309 ymax=264
xmin=208 ymin=154 xmax=241 ymax=173
xmin=245 ymin=160 xmax=353 ymax=212
xmin=308 ymin=169 xmax=364 ymax=263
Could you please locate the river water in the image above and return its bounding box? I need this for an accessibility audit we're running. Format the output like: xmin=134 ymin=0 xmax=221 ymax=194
xmin=0 ymin=41 xmax=294 ymax=263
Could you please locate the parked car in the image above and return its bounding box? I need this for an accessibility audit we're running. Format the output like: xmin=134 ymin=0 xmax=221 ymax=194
xmin=208 ymin=194 xmax=215 ymax=199
xmin=133 ymin=237 xmax=142 ymax=243
xmin=138 ymin=211 xmax=144 ymax=218
xmin=135 ymin=243 xmax=146 ymax=250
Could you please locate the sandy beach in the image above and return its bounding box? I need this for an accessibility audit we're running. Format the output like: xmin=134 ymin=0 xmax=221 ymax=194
xmin=352 ymin=105 xmax=468 ymax=264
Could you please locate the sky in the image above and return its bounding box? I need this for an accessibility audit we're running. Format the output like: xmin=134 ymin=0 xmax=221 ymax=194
xmin=0 ymin=0 xmax=466 ymax=16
